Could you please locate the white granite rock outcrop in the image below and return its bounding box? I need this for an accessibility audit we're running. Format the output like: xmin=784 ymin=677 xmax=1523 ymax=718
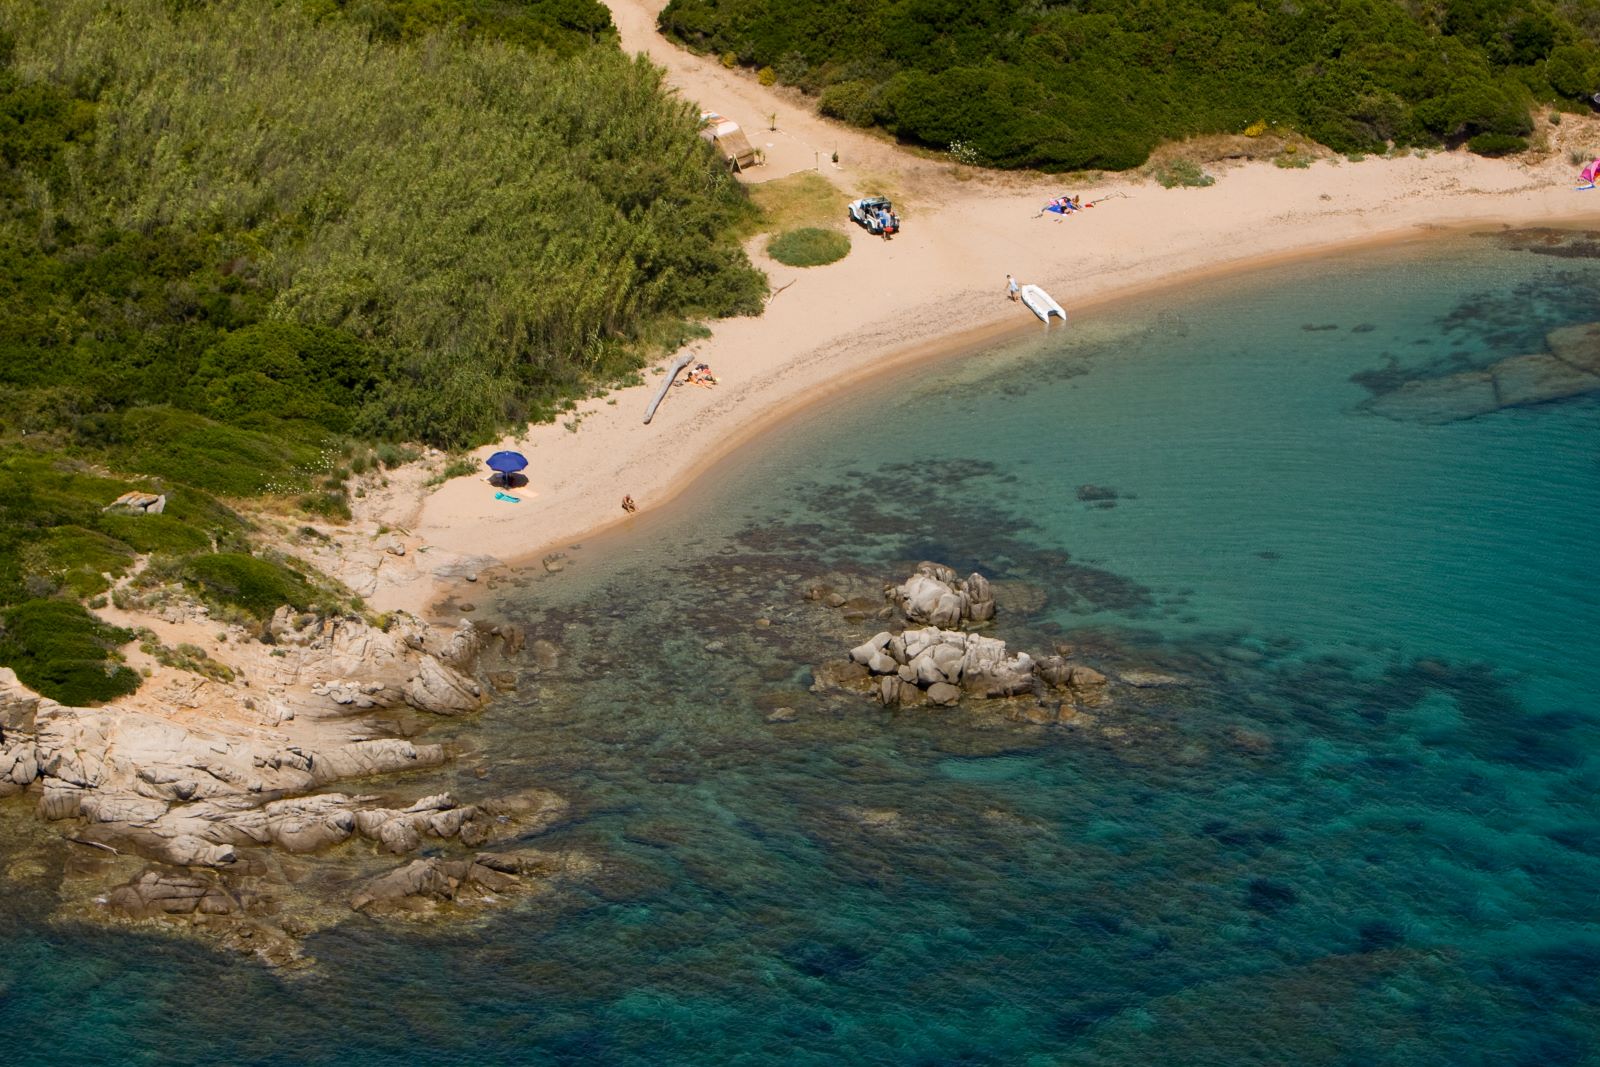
xmin=828 ymin=564 xmax=1118 ymax=715
xmin=5 ymin=612 xmax=505 ymax=871
xmin=0 ymin=668 xmax=40 ymax=797
xmin=895 ymin=562 xmax=996 ymax=627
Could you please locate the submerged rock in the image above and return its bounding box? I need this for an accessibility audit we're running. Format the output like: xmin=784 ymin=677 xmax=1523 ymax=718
xmin=1364 ymin=319 xmax=1600 ymax=422
xmin=107 ymin=868 xmax=241 ymax=918
xmin=350 ymin=848 xmax=592 ymax=915
xmin=1118 ymin=669 xmax=1186 ymax=688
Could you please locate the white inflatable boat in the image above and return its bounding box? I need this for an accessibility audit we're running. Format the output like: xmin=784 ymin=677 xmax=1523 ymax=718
xmin=1020 ymin=284 xmax=1067 ymax=326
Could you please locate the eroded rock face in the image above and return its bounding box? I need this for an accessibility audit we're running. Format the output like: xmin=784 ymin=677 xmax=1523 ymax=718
xmin=0 ymin=607 xmax=578 ymax=957
xmin=405 ymin=654 xmax=484 ymax=715
xmin=0 ymin=668 xmax=41 ymax=798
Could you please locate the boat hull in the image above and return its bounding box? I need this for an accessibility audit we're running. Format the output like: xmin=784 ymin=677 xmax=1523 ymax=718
xmin=1020 ymin=284 xmax=1067 ymax=325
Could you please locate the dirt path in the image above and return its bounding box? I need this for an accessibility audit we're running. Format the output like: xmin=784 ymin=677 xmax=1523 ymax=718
xmin=605 ymin=0 xmax=925 ymax=191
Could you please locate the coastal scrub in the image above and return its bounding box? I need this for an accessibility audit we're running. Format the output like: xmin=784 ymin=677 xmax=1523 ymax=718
xmin=767 ymin=228 xmax=851 ymax=267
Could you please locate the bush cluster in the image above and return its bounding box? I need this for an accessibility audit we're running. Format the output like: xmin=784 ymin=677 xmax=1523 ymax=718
xmin=660 ymin=0 xmax=1600 ymax=169
xmin=767 ymin=228 xmax=851 ymax=266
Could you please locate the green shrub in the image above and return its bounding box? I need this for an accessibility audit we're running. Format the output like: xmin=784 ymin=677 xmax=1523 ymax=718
xmin=1468 ymin=132 xmax=1528 ymax=156
xmin=819 ymin=80 xmax=882 ymax=127
xmin=297 ymin=490 xmax=352 ymax=521
xmin=658 ymin=0 xmax=1589 ymax=171
xmin=766 ymin=228 xmax=850 ymax=267
xmin=323 ymin=0 xmax=615 ymax=55
xmin=181 ymin=552 xmax=320 ymax=620
xmin=193 ymin=323 xmax=377 ymax=433
xmin=135 ymin=629 xmax=235 ymax=682
xmin=0 ymin=599 xmax=139 ymax=705
xmin=93 ymin=407 xmax=328 ymax=498
xmin=373 ymin=442 xmax=416 ymax=469
xmin=424 ymin=456 xmax=480 ymax=487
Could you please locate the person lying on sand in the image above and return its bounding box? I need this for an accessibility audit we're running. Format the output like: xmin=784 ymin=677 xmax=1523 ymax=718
xmin=1039 ymin=195 xmax=1086 ymax=219
xmin=621 ymin=495 xmax=637 ymax=513
xmin=686 ymin=362 xmax=718 ymax=386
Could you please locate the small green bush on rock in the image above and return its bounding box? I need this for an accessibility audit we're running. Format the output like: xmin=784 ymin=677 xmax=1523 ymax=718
xmin=767 ymin=228 xmax=851 ymax=267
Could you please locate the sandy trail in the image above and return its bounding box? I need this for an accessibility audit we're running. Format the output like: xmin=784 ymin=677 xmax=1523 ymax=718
xmin=369 ymin=0 xmax=1600 ymax=616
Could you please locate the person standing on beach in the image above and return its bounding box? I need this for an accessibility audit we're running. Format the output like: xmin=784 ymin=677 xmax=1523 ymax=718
xmin=1007 ymin=274 xmax=1020 ymax=302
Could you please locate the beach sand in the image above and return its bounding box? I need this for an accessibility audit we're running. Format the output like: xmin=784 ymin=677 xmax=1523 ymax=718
xmin=362 ymin=0 xmax=1600 ymax=616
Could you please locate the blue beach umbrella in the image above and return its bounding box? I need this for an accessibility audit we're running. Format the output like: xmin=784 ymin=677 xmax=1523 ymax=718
xmin=485 ymin=450 xmax=528 ymax=475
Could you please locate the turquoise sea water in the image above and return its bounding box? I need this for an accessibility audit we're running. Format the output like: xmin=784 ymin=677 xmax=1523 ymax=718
xmin=3 ymin=232 xmax=1599 ymax=1065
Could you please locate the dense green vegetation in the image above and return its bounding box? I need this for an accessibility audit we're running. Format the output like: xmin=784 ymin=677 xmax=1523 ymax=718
xmin=308 ymin=0 xmax=617 ymax=54
xmin=0 ymin=0 xmax=770 ymax=703
xmin=0 ymin=599 xmax=139 ymax=705
xmin=179 ymin=553 xmax=325 ymax=623
xmin=767 ymin=227 xmax=851 ymax=266
xmin=2 ymin=0 xmax=765 ymax=452
xmin=660 ymin=0 xmax=1600 ymax=169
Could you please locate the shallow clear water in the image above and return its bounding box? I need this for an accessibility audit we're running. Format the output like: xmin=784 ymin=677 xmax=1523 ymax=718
xmin=4 ymin=232 xmax=1599 ymax=1065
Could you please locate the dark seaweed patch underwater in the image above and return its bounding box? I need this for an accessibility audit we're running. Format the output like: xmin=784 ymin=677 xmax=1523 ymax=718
xmin=3 ymin=234 xmax=1599 ymax=1066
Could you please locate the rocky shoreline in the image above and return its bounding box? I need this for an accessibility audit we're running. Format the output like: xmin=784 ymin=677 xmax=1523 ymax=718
xmin=0 ymin=604 xmax=585 ymax=966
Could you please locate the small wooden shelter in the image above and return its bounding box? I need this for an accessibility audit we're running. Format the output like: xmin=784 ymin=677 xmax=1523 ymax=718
xmin=698 ymin=111 xmax=759 ymax=172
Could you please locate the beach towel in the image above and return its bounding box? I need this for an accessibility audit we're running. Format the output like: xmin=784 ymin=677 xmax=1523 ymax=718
xmin=494 ymin=491 xmax=520 ymax=503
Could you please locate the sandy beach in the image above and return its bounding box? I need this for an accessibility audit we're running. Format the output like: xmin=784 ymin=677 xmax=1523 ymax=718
xmin=361 ymin=0 xmax=1600 ymax=616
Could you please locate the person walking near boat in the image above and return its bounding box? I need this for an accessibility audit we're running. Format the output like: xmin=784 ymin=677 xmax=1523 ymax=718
xmin=1007 ymin=274 xmax=1020 ymax=302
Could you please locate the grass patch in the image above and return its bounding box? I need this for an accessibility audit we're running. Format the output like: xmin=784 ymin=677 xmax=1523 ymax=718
xmin=0 ymin=599 xmax=139 ymax=705
xmin=1148 ymin=158 xmax=1216 ymax=188
xmin=297 ymin=490 xmax=352 ymax=522
xmin=767 ymin=228 xmax=851 ymax=267
xmin=744 ymin=172 xmax=847 ymax=235
xmin=19 ymin=526 xmax=137 ymax=598
xmin=0 ymin=447 xmax=251 ymax=606
xmin=427 ymin=456 xmax=481 ymax=486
